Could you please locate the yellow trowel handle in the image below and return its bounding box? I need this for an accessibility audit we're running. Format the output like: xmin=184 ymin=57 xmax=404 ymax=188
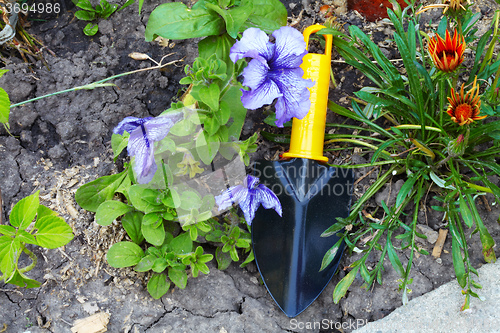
xmin=282 ymin=25 xmax=333 ymax=163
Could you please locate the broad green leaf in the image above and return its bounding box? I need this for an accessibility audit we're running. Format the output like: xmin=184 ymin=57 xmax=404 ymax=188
xmin=168 ymin=267 xmax=187 ymax=289
xmin=333 ymin=266 xmax=360 ymax=303
xmin=37 ymin=204 xmax=58 ymax=220
xmin=147 ymin=272 xmax=170 ymax=299
xmin=75 ymin=10 xmax=96 ymax=21
xmin=84 ymin=23 xmax=99 ymax=36
xmin=106 ymin=241 xmax=144 ymax=268
xmin=34 ymin=215 xmax=74 ymax=249
xmin=199 ymin=83 xmax=220 ymax=112
xmin=215 ymin=246 xmax=232 ymax=270
xmin=152 ymin=257 xmax=169 ymax=273
xmin=180 ymin=191 xmax=202 ymax=211
xmin=5 ymin=269 xmax=41 ymax=288
xmin=169 ymin=232 xmax=193 ymax=255
xmin=203 ymin=116 xmax=220 ymax=137
xmin=241 ymin=0 xmax=287 ymax=33
xmin=75 ymin=0 xmax=95 ymax=11
xmin=0 ymin=87 xmax=10 ymax=125
xmin=75 ymin=170 xmax=127 ymax=212
xmin=0 ymin=225 xmax=16 ymax=236
xmin=452 ymin=237 xmax=466 ymax=288
xmin=134 ymin=254 xmax=156 ymax=272
xmin=221 ymin=85 xmax=247 ymax=141
xmin=16 ymin=230 xmax=37 ymax=245
xmin=10 ymin=191 xmax=40 ymax=230
xmin=111 ymin=133 xmax=129 ymax=160
xmin=142 ymin=222 xmax=165 ymax=247
xmin=196 ymin=131 xmax=220 ymax=165
xmin=205 ymin=0 xmax=253 ymax=38
xmin=120 ymin=212 xmax=144 ymax=246
xmin=128 ymin=185 xmax=164 ymax=214
xmin=0 ymin=237 xmax=20 ymax=278
xmin=95 ymin=200 xmax=133 ymax=226
xmin=198 ymin=33 xmax=235 ymax=65
xmin=145 ymin=2 xmax=224 ymax=41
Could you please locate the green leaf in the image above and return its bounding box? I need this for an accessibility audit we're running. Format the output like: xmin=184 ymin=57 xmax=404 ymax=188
xmin=152 ymin=257 xmax=169 ymax=273
xmin=386 ymin=237 xmax=405 ymax=277
xmin=16 ymin=230 xmax=37 ymax=245
xmin=221 ymin=85 xmax=247 ymax=141
xmin=458 ymin=195 xmax=474 ymax=228
xmin=34 ymin=215 xmax=74 ymax=249
xmin=206 ymin=0 xmax=253 ymax=39
xmin=10 ymin=191 xmax=40 ymax=230
xmin=147 ymin=272 xmax=170 ymax=299
xmin=395 ymin=175 xmax=418 ymax=208
xmin=452 ymin=237 xmax=466 ymax=288
xmin=333 ymin=266 xmax=360 ymax=303
xmin=95 ymin=200 xmax=133 ymax=226
xmin=106 ymin=241 xmax=144 ymax=268
xmin=83 ymin=23 xmax=99 ymax=36
xmin=75 ymin=10 xmax=96 ymax=21
xmin=203 ymin=116 xmax=220 ymax=137
xmin=180 ymin=191 xmax=202 ymax=211
xmin=75 ymin=0 xmax=95 ymax=11
xmin=0 ymin=87 xmax=10 ymax=125
xmin=111 ymin=133 xmax=129 ymax=160
xmin=168 ymin=267 xmax=187 ymax=289
xmin=142 ymin=220 xmax=165 ymax=247
xmin=198 ymin=33 xmax=235 ymax=65
xmin=37 ymin=204 xmax=58 ymax=220
xmin=145 ymin=2 xmax=225 ymax=41
xmin=169 ymin=232 xmax=193 ymax=255
xmin=128 ymin=185 xmax=164 ymax=214
xmin=0 ymin=225 xmax=16 ymax=236
xmin=121 ymin=211 xmax=145 ymax=245
xmin=134 ymin=254 xmax=156 ymax=272
xmin=196 ymin=131 xmax=220 ymax=165
xmin=319 ymin=239 xmax=342 ymax=272
xmin=0 ymin=69 xmax=9 ymax=78
xmin=215 ymin=246 xmax=232 ymax=270
xmin=199 ymin=83 xmax=220 ymax=112
xmin=118 ymin=0 xmax=134 ymax=11
xmin=0 ymin=237 xmax=20 ymax=279
xmin=217 ymin=100 xmax=231 ymax=126
xmin=5 ymin=269 xmax=41 ymax=288
xmin=75 ymin=170 xmax=127 ymax=212
xmin=241 ymin=0 xmax=287 ymax=33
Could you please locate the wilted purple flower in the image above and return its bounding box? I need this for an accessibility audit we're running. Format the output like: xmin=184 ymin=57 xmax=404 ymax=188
xmin=230 ymin=26 xmax=314 ymax=127
xmin=215 ymin=175 xmax=282 ymax=225
xmin=113 ymin=113 xmax=182 ymax=184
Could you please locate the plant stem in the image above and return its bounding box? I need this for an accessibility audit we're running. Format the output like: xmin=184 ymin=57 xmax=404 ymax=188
xmin=18 ymin=245 xmax=37 ymax=274
xmin=10 ymin=56 xmax=181 ymax=109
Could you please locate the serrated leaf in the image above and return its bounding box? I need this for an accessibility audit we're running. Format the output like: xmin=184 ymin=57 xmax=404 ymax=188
xmin=10 ymin=191 xmax=40 ymax=230
xmin=16 ymin=230 xmax=37 ymax=245
xmin=95 ymin=200 xmax=133 ymax=226
xmin=106 ymin=241 xmax=144 ymax=268
xmin=0 ymin=225 xmax=16 ymax=236
xmin=34 ymin=215 xmax=74 ymax=249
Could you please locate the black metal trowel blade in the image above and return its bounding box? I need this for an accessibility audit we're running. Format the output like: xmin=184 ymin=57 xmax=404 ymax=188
xmin=252 ymin=158 xmax=353 ymax=317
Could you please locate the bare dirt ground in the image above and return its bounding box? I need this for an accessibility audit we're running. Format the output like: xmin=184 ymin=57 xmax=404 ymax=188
xmin=1 ymin=0 xmax=499 ymax=332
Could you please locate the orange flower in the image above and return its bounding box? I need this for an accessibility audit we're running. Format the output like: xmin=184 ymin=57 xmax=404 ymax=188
xmin=447 ymin=77 xmax=486 ymax=126
xmin=428 ymin=29 xmax=465 ymax=72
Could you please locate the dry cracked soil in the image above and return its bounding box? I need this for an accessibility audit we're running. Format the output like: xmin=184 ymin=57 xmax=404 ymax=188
xmin=1 ymin=0 xmax=500 ymax=332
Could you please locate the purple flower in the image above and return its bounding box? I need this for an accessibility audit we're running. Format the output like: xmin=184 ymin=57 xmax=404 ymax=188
xmin=113 ymin=113 xmax=182 ymax=184
xmin=215 ymin=175 xmax=282 ymax=225
xmin=230 ymin=26 xmax=314 ymax=127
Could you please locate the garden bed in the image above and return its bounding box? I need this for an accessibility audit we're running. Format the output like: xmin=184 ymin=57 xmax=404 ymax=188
xmin=1 ymin=0 xmax=499 ymax=332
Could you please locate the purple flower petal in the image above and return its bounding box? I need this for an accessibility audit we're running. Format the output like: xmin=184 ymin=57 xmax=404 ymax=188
xmin=256 ymin=184 xmax=282 ymax=217
xmin=143 ymin=112 xmax=183 ymax=142
xmin=229 ymin=28 xmax=274 ymax=64
xmin=272 ymin=26 xmax=308 ymax=69
xmin=113 ymin=116 xmax=151 ymax=135
xmin=128 ymin=124 xmax=156 ymax=184
xmin=215 ymin=184 xmax=247 ymax=211
xmin=240 ymin=59 xmax=282 ymax=110
xmin=272 ymin=67 xmax=314 ymax=127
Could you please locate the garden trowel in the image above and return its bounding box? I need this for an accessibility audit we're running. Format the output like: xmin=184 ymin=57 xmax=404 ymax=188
xmin=252 ymin=25 xmax=354 ymax=317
